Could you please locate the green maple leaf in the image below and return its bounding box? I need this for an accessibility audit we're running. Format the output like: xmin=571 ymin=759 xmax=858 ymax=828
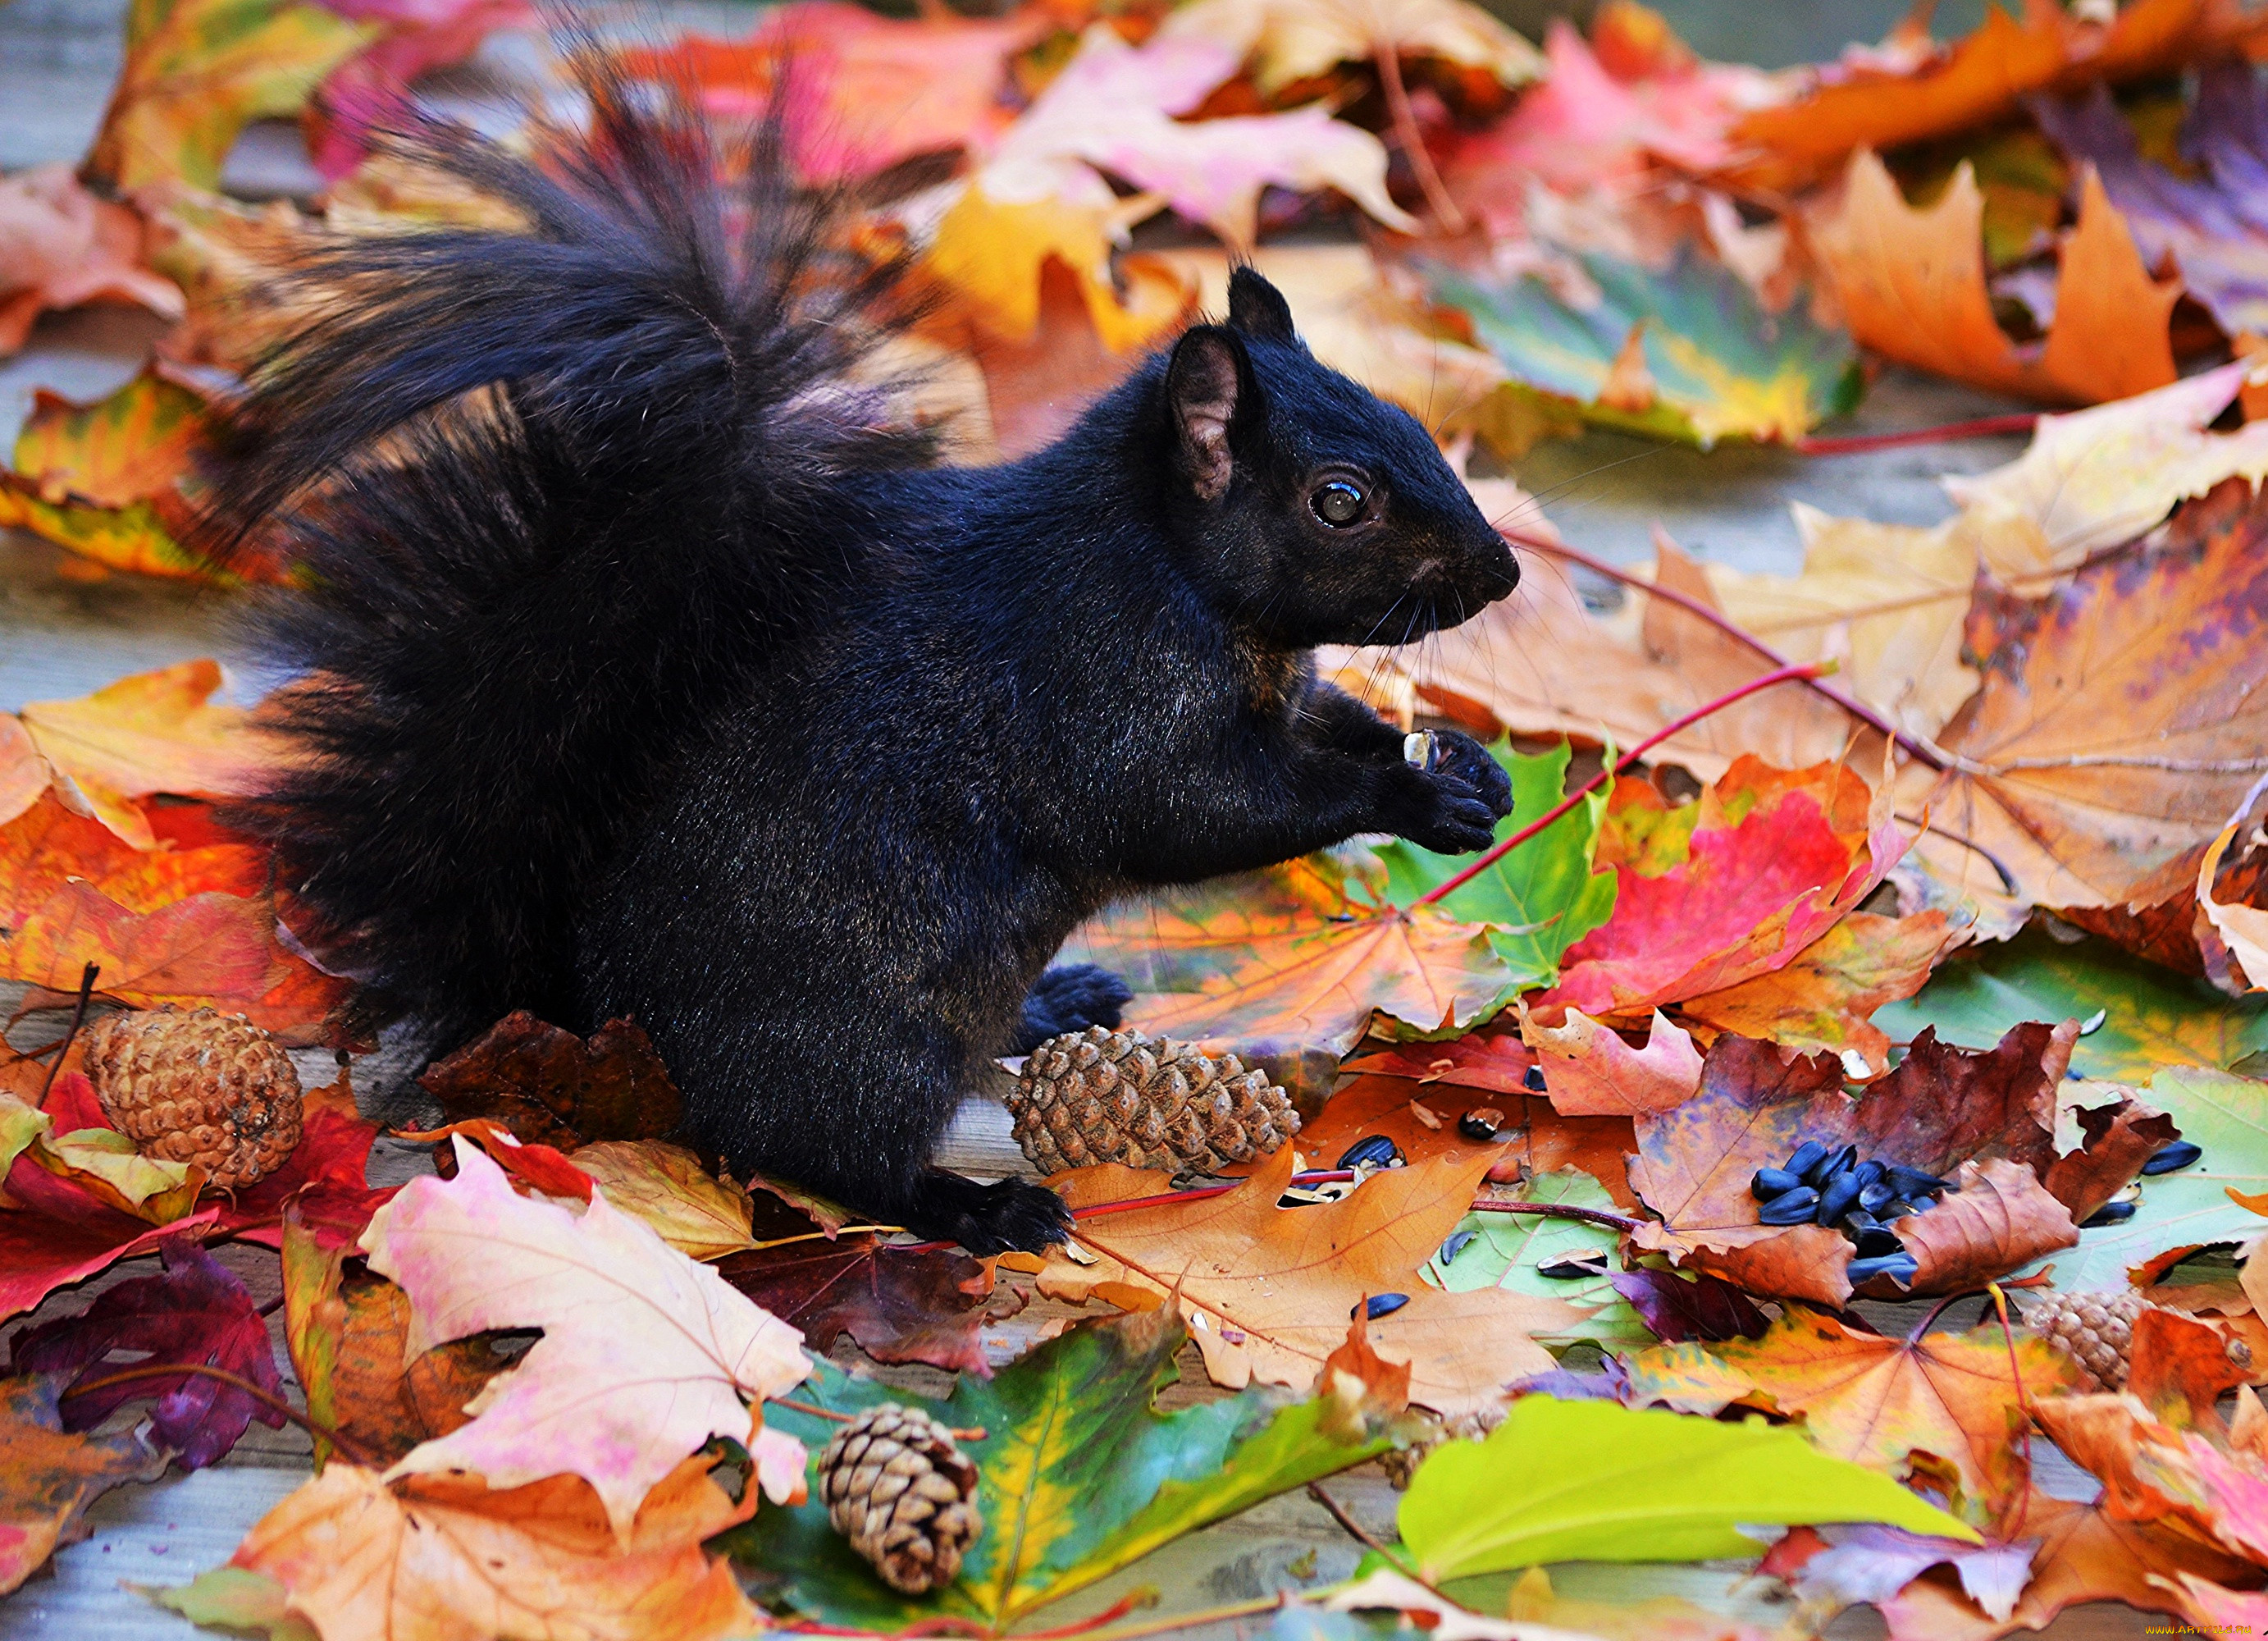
xmin=1877 ymin=930 xmax=2268 ymax=1084
xmin=1397 ymin=1396 xmax=1974 ymax=1582
xmin=723 ymin=1307 xmax=1407 ymax=1631
xmin=1427 ymin=250 xmax=1861 ymax=451
xmin=1371 ymin=739 xmax=1616 ymax=993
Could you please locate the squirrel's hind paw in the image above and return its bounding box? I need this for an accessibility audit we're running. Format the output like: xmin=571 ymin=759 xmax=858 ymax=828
xmin=907 ymin=1169 xmax=1073 ymax=1255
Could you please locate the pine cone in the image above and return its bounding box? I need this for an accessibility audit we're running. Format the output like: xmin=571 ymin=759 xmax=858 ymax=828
xmin=2025 ymin=1287 xmax=2152 ymax=1391
xmin=83 ymin=1007 xmax=303 ymax=1189
xmin=1009 ymin=1026 xmax=1298 ymax=1173
xmin=819 ymin=1404 xmax=982 ymax=1594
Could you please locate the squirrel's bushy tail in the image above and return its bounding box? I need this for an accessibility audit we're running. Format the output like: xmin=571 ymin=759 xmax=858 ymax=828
xmin=207 ymin=67 xmax=929 ymax=1041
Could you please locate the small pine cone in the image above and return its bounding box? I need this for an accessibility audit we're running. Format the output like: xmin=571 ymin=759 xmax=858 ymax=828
xmin=2024 ymin=1287 xmax=2152 ymax=1391
xmin=1380 ymin=1406 xmax=1504 ymax=1490
xmin=82 ymin=1006 xmax=303 ymax=1189
xmin=819 ymin=1404 xmax=982 ymax=1594
xmin=1007 ymin=1026 xmax=1298 ymax=1174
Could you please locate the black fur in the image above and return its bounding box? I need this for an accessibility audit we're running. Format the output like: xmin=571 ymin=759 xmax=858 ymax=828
xmin=205 ymin=74 xmax=1520 ymax=1254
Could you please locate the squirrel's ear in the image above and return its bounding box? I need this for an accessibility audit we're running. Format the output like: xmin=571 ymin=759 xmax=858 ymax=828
xmin=1166 ymin=326 xmax=1246 ymax=502
xmin=1226 ymin=266 xmax=1297 ymax=343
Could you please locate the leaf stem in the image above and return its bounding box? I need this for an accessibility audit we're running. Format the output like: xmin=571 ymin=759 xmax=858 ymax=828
xmin=63 ymin=1361 xmax=381 ymax=1466
xmin=1305 ymin=1481 xmax=1434 ymax=1588
xmin=1503 ymin=528 xmax=1947 ymax=774
xmin=1372 ymin=43 xmax=1464 ymax=233
xmin=1986 ymin=1282 xmax=2036 ymax=1541
xmin=1412 ymin=659 xmax=1832 ymax=907
xmin=1468 ymin=1197 xmax=1641 ymax=1232
xmin=773 ymin=1397 xmax=986 ymax=1443
xmin=1791 ymin=414 xmax=2038 ymax=455
xmin=39 ymin=961 xmax=99 ymax=1103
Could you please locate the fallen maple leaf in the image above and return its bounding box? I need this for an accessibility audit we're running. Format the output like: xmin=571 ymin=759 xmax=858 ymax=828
xmin=13 ymin=364 xmax=210 ymax=511
xmin=416 ymin=1011 xmax=682 ymax=1154
xmin=729 ymin=1305 xmax=1407 ymax=1630
xmin=0 ymin=1373 xmax=167 ymax=1596
xmin=620 ymin=1 xmax=1038 ymax=184
xmin=1161 ymin=0 xmax=1545 ymax=97
xmin=15 ymin=660 xmax=272 ymax=848
xmin=9 ymin=1235 xmax=282 ymax=1469
xmin=2034 ymin=67 xmax=2268 ymax=341
xmin=1625 ymin=1304 xmax=2085 ymax=1509
xmin=1517 ymin=1003 xmax=1702 ymax=1118
xmin=0 ymin=165 xmax=184 ymax=355
xmin=1067 ymin=849 xmax=1515 ymax=1098
xmin=564 ymin=1141 xmax=755 ymax=1262
xmin=1723 ymin=0 xmax=2266 ymax=193
xmin=1540 ymin=754 xmax=1909 ymax=1022
xmin=1340 ymin=1017 xmax=1536 ymax=1095
xmin=0 ymin=1204 xmax=220 ymax=1322
xmin=302 ymin=0 xmax=533 ymax=181
xmin=281 ymin=1205 xmax=506 ymax=1470
xmin=158 ymin=1456 xmax=763 ymax=1641
xmin=1024 ymin=1145 xmax=1582 ymax=1413
xmin=80 ymin=0 xmax=376 ymax=193
xmin=360 ymin=1138 xmax=811 ymax=1534
xmin=1772 ymin=1521 xmax=2041 ymax=1624
xmin=1896 ymin=478 xmax=2268 ymax=915
xmin=1814 ymin=149 xmax=2177 ymax=406
xmin=1680 ymin=909 xmax=1956 ymax=1068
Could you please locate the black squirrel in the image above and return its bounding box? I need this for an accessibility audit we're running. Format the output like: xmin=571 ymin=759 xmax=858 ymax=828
xmin=206 ymin=70 xmax=1521 ymax=1253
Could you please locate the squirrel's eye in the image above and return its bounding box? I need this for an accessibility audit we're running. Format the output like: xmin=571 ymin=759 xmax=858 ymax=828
xmin=1311 ymin=480 xmax=1367 ymax=527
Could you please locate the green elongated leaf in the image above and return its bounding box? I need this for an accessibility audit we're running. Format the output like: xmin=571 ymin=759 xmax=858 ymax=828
xmin=1373 ymin=741 xmax=1615 ymax=991
xmin=721 ymin=1307 xmax=1402 ymax=1630
xmin=1424 ymin=1170 xmax=1645 ymax=1348
xmin=1877 ymin=930 xmax=2268 ymax=1084
xmin=1399 ymin=1396 xmax=1975 ymax=1581
xmin=143 ymin=1566 xmax=316 ymax=1641
xmin=2023 ymin=1067 xmax=2268 ymax=1290
xmin=1429 ymin=251 xmax=1861 ymax=451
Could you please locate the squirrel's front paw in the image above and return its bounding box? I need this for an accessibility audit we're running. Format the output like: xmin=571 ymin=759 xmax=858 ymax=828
xmin=1399 ymin=730 xmax=1512 ymax=855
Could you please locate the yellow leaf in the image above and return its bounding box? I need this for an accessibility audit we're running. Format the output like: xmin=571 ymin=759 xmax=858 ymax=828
xmin=1162 ymin=0 xmax=1544 ymax=94
xmin=17 ymin=661 xmax=268 ymax=848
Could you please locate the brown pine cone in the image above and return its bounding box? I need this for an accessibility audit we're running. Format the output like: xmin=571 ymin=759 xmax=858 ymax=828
xmin=2024 ymin=1287 xmax=2152 ymax=1391
xmin=819 ymin=1404 xmax=982 ymax=1594
xmin=82 ymin=1006 xmax=303 ymax=1189
xmin=1009 ymin=1026 xmax=1298 ymax=1174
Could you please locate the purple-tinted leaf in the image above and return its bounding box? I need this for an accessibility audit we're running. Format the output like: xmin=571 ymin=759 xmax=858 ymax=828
xmin=714 ymin=1232 xmax=997 ymax=1377
xmin=8 ymin=1236 xmax=282 ymax=1469
xmin=1608 ymin=1267 xmax=1769 ymax=1343
xmin=2033 ymin=72 xmax=2268 ymax=336
xmin=1787 ymin=1521 xmax=2040 ymax=1622
xmin=1507 ymin=1355 xmax=1633 ymax=1404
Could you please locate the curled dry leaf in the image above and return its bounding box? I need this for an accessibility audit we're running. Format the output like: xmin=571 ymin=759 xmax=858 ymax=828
xmin=416 ymin=1011 xmax=682 ymax=1154
xmin=1023 ymin=1145 xmax=1583 ymax=1414
xmin=1159 ymin=0 xmax=1545 ymax=97
xmin=359 ymin=1139 xmax=812 ymax=1534
xmin=156 ymin=1456 xmax=763 ymax=1641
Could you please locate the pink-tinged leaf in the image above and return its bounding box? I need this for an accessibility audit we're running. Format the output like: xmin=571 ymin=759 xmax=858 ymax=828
xmin=305 ymin=0 xmax=533 ymax=179
xmin=360 ymin=1140 xmax=811 ymax=1535
xmin=8 ymin=1236 xmax=282 ymax=1468
xmin=0 ymin=166 xmax=184 ymax=355
xmin=1782 ymin=1522 xmax=2039 ymax=1621
xmin=1521 ymin=1004 xmax=1703 ymax=1117
xmin=1543 ymin=757 xmax=1910 ymax=1019
xmin=0 ymin=1206 xmax=220 ymax=1322
xmin=1340 ymin=1022 xmax=1535 ymax=1094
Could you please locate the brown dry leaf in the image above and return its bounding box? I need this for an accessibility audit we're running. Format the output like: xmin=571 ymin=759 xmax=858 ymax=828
xmin=415 ymin=1012 xmax=682 ymax=1154
xmin=0 ymin=1374 xmax=167 ymax=1594
xmin=567 ymin=1142 xmax=755 ymax=1262
xmin=1811 ymin=150 xmax=2177 ymax=406
xmin=1895 ymin=479 xmax=2268 ymax=915
xmin=138 ymin=185 xmax=326 ymax=372
xmin=1679 ymin=909 xmax=1957 ymax=1068
xmin=1723 ymin=0 xmax=2266 ymax=193
xmin=1625 ymin=1305 xmax=2085 ymax=1509
xmin=0 ymin=165 xmax=184 ymax=354
xmin=1886 ymin=1156 xmax=2077 ymax=1296
xmin=1029 ymin=1145 xmax=1583 ymax=1414
xmin=1517 ymin=1002 xmax=1702 ymax=1118
xmin=178 ymin=1457 xmax=760 ymax=1641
